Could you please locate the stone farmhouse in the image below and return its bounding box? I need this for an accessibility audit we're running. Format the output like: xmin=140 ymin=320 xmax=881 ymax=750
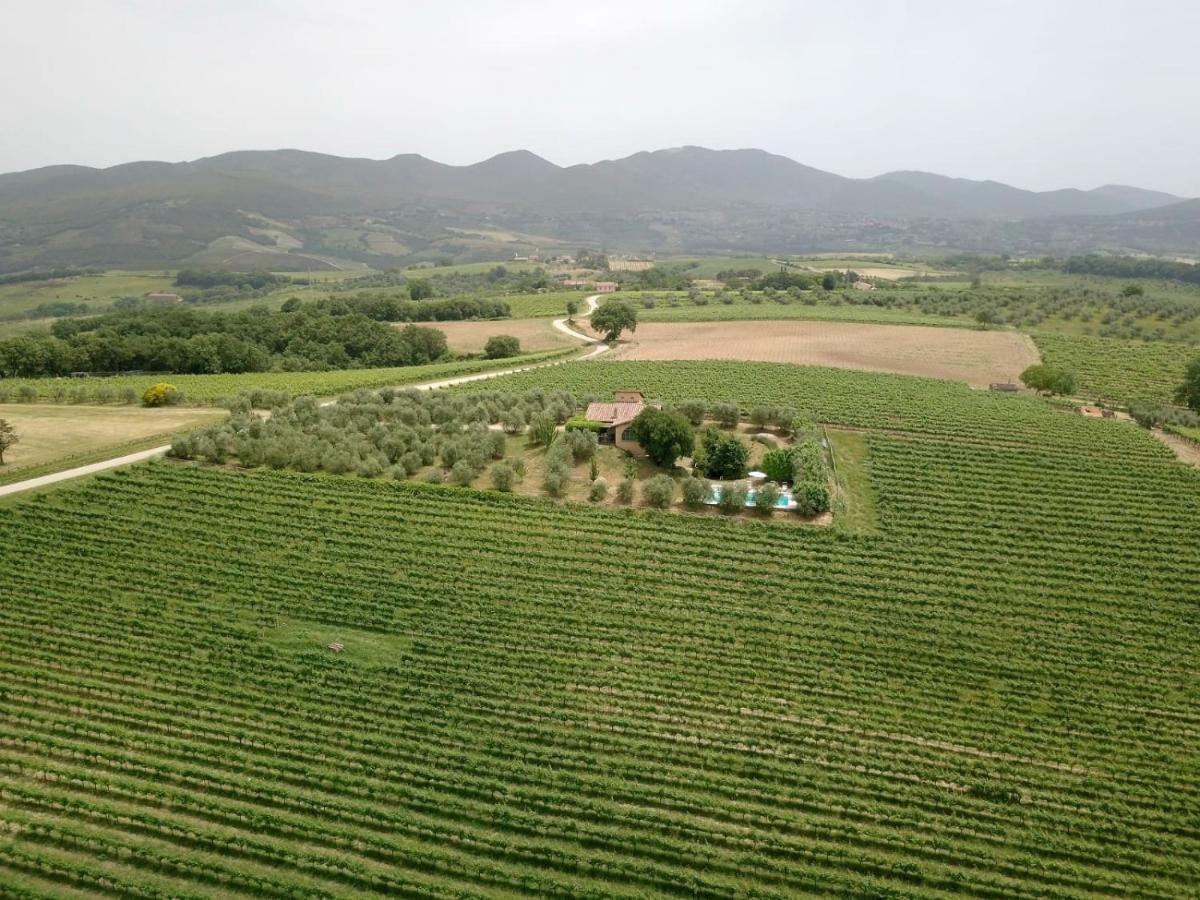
xmin=584 ymin=390 xmax=647 ymax=455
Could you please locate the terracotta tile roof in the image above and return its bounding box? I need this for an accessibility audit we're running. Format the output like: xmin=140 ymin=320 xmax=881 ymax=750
xmin=584 ymin=401 xmax=644 ymax=425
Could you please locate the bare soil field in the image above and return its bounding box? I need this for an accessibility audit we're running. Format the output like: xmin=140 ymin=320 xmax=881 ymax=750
xmin=422 ymin=318 xmax=576 ymax=354
xmin=0 ymin=404 xmax=227 ymax=472
xmin=611 ymin=321 xmax=1039 ymax=387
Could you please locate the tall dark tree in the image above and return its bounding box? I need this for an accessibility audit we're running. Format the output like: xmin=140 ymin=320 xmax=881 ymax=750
xmin=629 ymin=407 xmax=694 ymax=468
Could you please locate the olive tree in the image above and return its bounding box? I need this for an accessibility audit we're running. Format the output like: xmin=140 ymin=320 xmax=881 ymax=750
xmin=641 ymin=474 xmax=676 ymax=509
xmin=755 ymin=481 xmax=782 ymax=514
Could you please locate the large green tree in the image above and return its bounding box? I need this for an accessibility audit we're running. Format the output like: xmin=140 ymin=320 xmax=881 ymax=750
xmin=699 ymin=426 xmax=749 ymax=480
xmin=1021 ymin=364 xmax=1077 ymax=396
xmin=408 ymin=278 xmax=433 ymax=301
xmin=590 ymin=300 xmax=638 ymax=342
xmin=1176 ymin=357 xmax=1200 ymax=412
xmin=629 ymin=407 xmax=694 ymax=468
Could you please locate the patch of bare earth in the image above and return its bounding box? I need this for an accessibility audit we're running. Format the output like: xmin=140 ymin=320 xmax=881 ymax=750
xmin=409 ymin=318 xmax=575 ymax=354
xmin=613 ymin=321 xmax=1040 ymax=387
xmin=1152 ymin=429 xmax=1200 ymax=467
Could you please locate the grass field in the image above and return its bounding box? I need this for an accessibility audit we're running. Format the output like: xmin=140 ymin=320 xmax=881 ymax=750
xmin=0 ymin=352 xmax=1196 ymax=894
xmin=611 ymin=320 xmax=1038 ymax=387
xmin=1032 ymin=332 xmax=1197 ymax=405
xmin=0 ymin=271 xmax=176 ymax=320
xmin=0 ymin=404 xmax=225 ymax=478
xmin=0 ymin=349 xmax=576 ymax=406
xmin=426 ymin=318 xmax=575 ymax=353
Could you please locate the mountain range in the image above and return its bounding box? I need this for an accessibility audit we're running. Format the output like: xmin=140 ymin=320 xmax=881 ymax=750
xmin=0 ymin=146 xmax=1196 ymax=271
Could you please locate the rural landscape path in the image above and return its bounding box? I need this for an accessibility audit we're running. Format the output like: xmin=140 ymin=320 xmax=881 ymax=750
xmin=0 ymin=296 xmax=608 ymax=498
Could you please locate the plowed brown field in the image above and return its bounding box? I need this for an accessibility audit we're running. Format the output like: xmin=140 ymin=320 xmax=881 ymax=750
xmin=611 ymin=321 xmax=1039 ymax=387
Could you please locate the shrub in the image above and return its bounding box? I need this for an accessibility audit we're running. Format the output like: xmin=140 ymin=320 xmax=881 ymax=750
xmin=167 ymin=434 xmax=193 ymax=459
xmin=449 ymin=459 xmax=477 ymax=486
xmin=749 ymin=406 xmax=776 ymax=429
xmin=490 ymin=461 xmax=516 ymax=492
xmin=589 ymin=477 xmax=608 ymax=501
xmin=542 ymin=468 xmax=570 ymax=497
xmin=677 ymin=399 xmax=707 ymax=426
xmin=790 ymin=414 xmax=818 ymax=441
xmin=422 ymin=468 xmax=444 ymax=484
xmin=564 ymin=414 xmax=606 ymax=434
xmin=717 ymin=482 xmax=748 ymax=514
xmin=357 ymin=455 xmax=385 ymax=478
xmin=761 ymin=447 xmax=796 ymax=483
xmin=142 ymin=382 xmax=180 ymax=407
xmin=542 ymin=447 xmax=572 ymax=497
xmin=616 ymin=477 xmax=635 ymax=504
xmin=501 ymin=406 xmax=528 ymax=434
xmin=483 ymin=335 xmax=521 ymax=359
xmin=794 ymin=481 xmax=831 ymax=516
xmin=712 ymin=402 xmax=740 ymax=428
xmin=791 ymin=440 xmax=827 ymax=483
xmin=642 ymin=474 xmax=675 ymax=509
xmin=680 ymin=476 xmax=710 ymax=508
xmin=755 ymin=481 xmax=782 ymax=514
xmin=773 ymin=407 xmax=799 ymax=432
xmin=17 ymin=385 xmax=38 ymax=403
xmin=563 ymin=427 xmax=598 ymax=463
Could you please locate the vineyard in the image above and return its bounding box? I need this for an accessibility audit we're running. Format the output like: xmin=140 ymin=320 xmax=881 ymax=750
xmin=0 ymin=396 xmax=1197 ymax=895
xmin=1031 ymin=332 xmax=1196 ymax=406
xmin=454 ymin=359 xmax=1171 ymax=462
xmin=0 ymin=349 xmax=575 ymax=406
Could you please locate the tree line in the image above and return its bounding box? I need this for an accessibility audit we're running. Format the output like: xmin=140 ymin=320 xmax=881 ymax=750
xmin=1062 ymin=255 xmax=1200 ymax=286
xmin=0 ymin=304 xmax=448 ymax=378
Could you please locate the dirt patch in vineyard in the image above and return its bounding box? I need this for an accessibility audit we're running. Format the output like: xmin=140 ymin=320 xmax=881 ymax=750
xmin=611 ymin=321 xmax=1039 ymax=387
xmin=412 ymin=318 xmax=576 ymax=354
xmin=1151 ymin=429 xmax=1200 ymax=467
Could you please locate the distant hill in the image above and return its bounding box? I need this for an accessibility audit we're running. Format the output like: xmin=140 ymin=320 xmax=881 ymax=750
xmin=0 ymin=146 xmax=1193 ymax=271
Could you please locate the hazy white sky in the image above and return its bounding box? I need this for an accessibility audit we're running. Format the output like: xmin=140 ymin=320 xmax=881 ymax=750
xmin=2 ymin=0 xmax=1196 ymax=194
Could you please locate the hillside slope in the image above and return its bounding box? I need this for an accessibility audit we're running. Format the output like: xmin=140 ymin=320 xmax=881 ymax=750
xmin=0 ymin=146 xmax=1192 ymax=269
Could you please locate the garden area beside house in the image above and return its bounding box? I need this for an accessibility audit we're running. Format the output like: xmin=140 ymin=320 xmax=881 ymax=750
xmin=166 ymin=387 xmax=841 ymax=523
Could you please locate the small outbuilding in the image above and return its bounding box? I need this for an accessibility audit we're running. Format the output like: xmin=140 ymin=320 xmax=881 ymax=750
xmin=584 ymin=390 xmax=646 ymax=455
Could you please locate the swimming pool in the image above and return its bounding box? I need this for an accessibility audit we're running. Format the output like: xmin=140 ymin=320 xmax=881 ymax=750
xmin=703 ymin=484 xmax=796 ymax=510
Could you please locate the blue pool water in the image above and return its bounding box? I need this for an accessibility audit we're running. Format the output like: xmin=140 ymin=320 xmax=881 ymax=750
xmin=704 ymin=485 xmax=796 ymax=509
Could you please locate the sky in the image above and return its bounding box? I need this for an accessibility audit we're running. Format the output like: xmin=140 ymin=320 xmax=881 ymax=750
xmin=2 ymin=0 xmax=1197 ymax=195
